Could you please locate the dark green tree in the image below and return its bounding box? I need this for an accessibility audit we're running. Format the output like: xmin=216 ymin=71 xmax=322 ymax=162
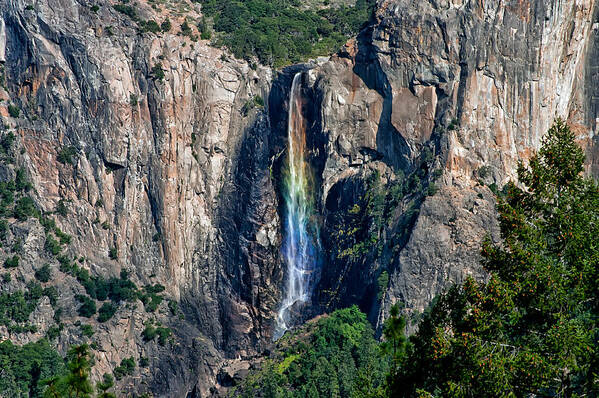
xmin=380 ymin=304 xmax=407 ymax=381
xmin=393 ymin=119 xmax=599 ymax=396
xmin=65 ymin=344 xmax=94 ymax=398
xmin=96 ymin=373 xmax=116 ymax=398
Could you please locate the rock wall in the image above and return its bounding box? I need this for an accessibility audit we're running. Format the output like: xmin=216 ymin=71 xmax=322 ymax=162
xmin=304 ymin=0 xmax=598 ymax=330
xmin=1 ymin=0 xmax=599 ymax=395
xmin=0 ymin=0 xmax=283 ymax=395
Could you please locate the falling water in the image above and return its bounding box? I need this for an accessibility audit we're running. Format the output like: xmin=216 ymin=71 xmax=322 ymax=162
xmin=274 ymin=73 xmax=319 ymax=340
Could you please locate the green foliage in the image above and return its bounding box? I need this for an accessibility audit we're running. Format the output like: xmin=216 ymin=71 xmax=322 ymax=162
xmin=139 ymin=19 xmax=161 ymax=33
xmin=56 ymin=199 xmax=68 ymax=217
xmin=64 ymin=344 xmax=94 ymax=398
xmin=54 ymin=227 xmax=71 ymax=245
xmin=0 ymin=218 xmax=8 ymax=240
xmin=200 ymin=30 xmax=212 ymax=40
xmin=180 ymin=20 xmax=192 ymax=36
xmin=376 ymin=271 xmax=389 ymax=301
xmin=113 ymin=3 xmax=136 ymax=19
xmin=161 ymin=19 xmax=172 ymax=32
xmin=0 ymin=339 xmax=66 ymax=397
xmin=39 ymin=344 xmax=96 ymax=398
xmin=90 ymin=4 xmax=99 ymax=12
xmin=0 ymin=132 xmax=15 ymax=161
xmin=14 ymin=196 xmax=38 ymax=220
xmin=142 ymin=322 xmax=171 ymax=346
xmin=380 ymin=304 xmax=406 ymax=381
xmin=168 ymin=299 xmax=179 ymax=315
xmin=2 ymin=271 xmax=11 ymax=282
xmin=80 ymin=324 xmax=94 ymax=337
xmin=4 ymin=254 xmax=19 ymax=268
xmin=142 ymin=323 xmax=157 ymax=341
xmin=74 ymin=268 xmax=138 ymax=305
xmin=57 ymin=146 xmax=78 ymax=165
xmin=448 ymin=118 xmax=459 ymax=131
xmin=35 ymin=264 xmax=52 ymax=283
xmin=97 ymin=302 xmax=117 ymax=323
xmin=113 ymin=357 xmax=135 ymax=380
xmin=151 ymin=63 xmax=165 ymax=81
xmin=8 ymin=104 xmax=20 ymax=118
xmin=232 ymin=306 xmax=387 ymax=397
xmin=156 ymin=326 xmax=172 ymax=345
xmin=76 ymin=294 xmax=97 ymax=318
xmin=199 ymin=0 xmax=374 ymax=66
xmin=394 ymin=119 xmax=599 ymax=397
xmin=426 ymin=182 xmax=437 ymax=196
xmin=108 ymin=246 xmax=118 ymax=260
xmin=332 ymin=171 xmax=386 ymax=260
xmin=141 ymin=293 xmax=163 ymax=312
xmin=106 ymin=271 xmax=138 ymax=302
xmin=45 ymin=234 xmax=61 ymax=255
xmin=15 ymin=167 xmax=31 ymax=191
xmin=43 ymin=286 xmax=58 ymax=307
xmin=241 ymin=95 xmax=265 ymax=115
xmin=96 ymin=373 xmax=115 ymax=398
xmin=0 ymin=282 xmax=46 ymax=331
xmin=46 ymin=324 xmax=61 ymax=340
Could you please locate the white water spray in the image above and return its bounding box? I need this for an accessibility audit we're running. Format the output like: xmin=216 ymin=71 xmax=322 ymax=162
xmin=274 ymin=73 xmax=319 ymax=340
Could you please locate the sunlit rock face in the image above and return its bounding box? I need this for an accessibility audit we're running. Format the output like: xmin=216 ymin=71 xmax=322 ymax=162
xmin=1 ymin=0 xmax=599 ymax=395
xmin=0 ymin=0 xmax=282 ymax=395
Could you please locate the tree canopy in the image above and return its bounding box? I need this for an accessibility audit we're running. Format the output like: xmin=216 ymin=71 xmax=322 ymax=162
xmin=198 ymin=0 xmax=374 ymax=66
xmin=395 ymin=119 xmax=599 ymax=396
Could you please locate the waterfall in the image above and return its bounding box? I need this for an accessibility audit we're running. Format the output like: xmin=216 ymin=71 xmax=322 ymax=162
xmin=274 ymin=73 xmax=320 ymax=340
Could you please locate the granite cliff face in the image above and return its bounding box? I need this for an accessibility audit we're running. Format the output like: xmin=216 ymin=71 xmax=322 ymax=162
xmin=303 ymin=0 xmax=599 ymax=332
xmin=0 ymin=0 xmax=281 ymax=395
xmin=0 ymin=0 xmax=598 ymax=395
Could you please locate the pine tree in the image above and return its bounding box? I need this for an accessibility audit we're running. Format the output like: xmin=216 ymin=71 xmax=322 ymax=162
xmin=65 ymin=344 xmax=94 ymax=398
xmin=42 ymin=376 xmax=64 ymax=398
xmin=96 ymin=373 xmax=116 ymax=398
xmin=393 ymin=119 xmax=599 ymax=396
xmin=381 ymin=304 xmax=406 ymax=381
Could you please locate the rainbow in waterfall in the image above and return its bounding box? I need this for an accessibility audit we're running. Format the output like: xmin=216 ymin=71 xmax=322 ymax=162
xmin=274 ymin=73 xmax=320 ymax=340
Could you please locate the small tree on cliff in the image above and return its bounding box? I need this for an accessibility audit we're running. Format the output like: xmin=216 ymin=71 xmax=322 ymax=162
xmin=42 ymin=344 xmax=94 ymax=398
xmin=392 ymin=119 xmax=599 ymax=396
xmin=65 ymin=344 xmax=94 ymax=398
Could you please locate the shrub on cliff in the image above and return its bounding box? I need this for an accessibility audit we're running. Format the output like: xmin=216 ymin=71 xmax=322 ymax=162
xmin=161 ymin=19 xmax=171 ymax=32
xmin=151 ymin=63 xmax=165 ymax=81
xmin=14 ymin=196 xmax=37 ymax=220
xmin=7 ymin=104 xmax=20 ymax=118
xmin=57 ymin=145 xmax=78 ymax=165
xmin=76 ymin=294 xmax=97 ymax=318
xmin=97 ymin=302 xmax=117 ymax=322
xmin=35 ymin=264 xmax=52 ymax=283
xmin=3 ymin=254 xmax=19 ymax=268
xmin=113 ymin=357 xmax=136 ymax=380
